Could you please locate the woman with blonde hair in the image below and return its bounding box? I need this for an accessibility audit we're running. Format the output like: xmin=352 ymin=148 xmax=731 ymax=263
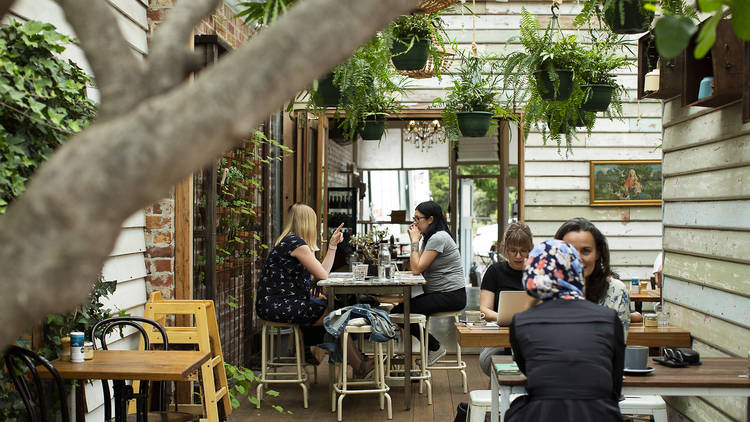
xmin=477 ymin=221 xmax=534 ymax=375
xmin=257 ymin=203 xmax=372 ymax=375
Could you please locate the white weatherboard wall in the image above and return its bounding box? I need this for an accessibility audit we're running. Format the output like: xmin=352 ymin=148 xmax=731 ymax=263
xmin=8 ymin=1 xmax=150 ymax=420
xmin=412 ymin=2 xmax=663 ymax=280
xmin=661 ymin=98 xmax=750 ymax=422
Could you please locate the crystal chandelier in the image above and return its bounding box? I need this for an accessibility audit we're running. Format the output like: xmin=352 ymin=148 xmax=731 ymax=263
xmin=402 ymin=119 xmax=446 ymax=151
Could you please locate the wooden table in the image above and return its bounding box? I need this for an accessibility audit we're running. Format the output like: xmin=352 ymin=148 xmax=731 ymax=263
xmin=319 ymin=273 xmax=426 ymax=411
xmin=630 ymin=288 xmax=661 ymax=312
xmin=455 ymin=323 xmax=692 ymax=348
xmin=490 ymin=355 xmax=750 ymax=422
xmin=48 ymin=350 xmax=210 ymax=422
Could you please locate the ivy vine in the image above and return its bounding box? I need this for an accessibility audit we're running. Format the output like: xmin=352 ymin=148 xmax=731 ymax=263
xmin=0 ymin=19 xmax=96 ymax=214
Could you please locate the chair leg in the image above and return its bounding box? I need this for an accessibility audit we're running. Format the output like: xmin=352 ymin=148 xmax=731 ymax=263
xmin=454 ymin=315 xmax=468 ymax=393
xmin=293 ymin=326 xmax=308 ymax=409
xmin=257 ymin=324 xmax=267 ymax=408
xmin=653 ymin=408 xmax=668 ymax=422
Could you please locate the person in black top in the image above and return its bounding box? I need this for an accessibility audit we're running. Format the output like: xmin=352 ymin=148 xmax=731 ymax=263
xmin=505 ymin=239 xmax=624 ymax=422
xmin=478 ymin=222 xmax=533 ymax=376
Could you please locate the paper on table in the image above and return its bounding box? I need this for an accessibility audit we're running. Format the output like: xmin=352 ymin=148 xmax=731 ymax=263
xmin=495 ymin=362 xmax=520 ymax=375
xmin=469 ymin=321 xmax=499 ymax=330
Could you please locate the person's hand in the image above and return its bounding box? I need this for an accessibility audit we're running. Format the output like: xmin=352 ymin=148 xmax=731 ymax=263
xmin=329 ymin=223 xmax=344 ymax=248
xmin=408 ymin=223 xmax=421 ymax=243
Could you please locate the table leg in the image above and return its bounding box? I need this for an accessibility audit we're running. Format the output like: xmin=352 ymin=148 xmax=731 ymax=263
xmin=499 ymin=386 xmax=511 ymax=422
xmin=403 ymin=285 xmax=412 ymax=411
xmin=491 ymin=371 xmax=499 ymax=422
xmin=327 ymin=287 xmax=336 ymax=399
xmin=113 ymin=380 xmax=127 ymax=422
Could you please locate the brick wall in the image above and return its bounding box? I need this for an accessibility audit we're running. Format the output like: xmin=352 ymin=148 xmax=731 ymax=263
xmin=143 ymin=0 xmax=254 ymax=298
xmin=327 ymin=140 xmax=354 ymax=188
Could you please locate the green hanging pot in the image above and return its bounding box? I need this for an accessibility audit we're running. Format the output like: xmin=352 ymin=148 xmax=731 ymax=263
xmin=456 ymin=111 xmax=493 ymax=137
xmin=580 ymin=84 xmax=614 ymax=112
xmin=533 ymin=69 xmax=574 ymax=101
xmin=604 ymin=0 xmax=654 ymax=34
xmin=390 ymin=37 xmax=431 ymax=71
xmin=358 ymin=119 xmax=386 ymax=140
xmin=312 ymin=73 xmax=341 ymax=107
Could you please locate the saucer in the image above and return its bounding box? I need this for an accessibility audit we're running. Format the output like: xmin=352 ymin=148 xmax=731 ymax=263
xmin=624 ymin=367 xmax=655 ymax=375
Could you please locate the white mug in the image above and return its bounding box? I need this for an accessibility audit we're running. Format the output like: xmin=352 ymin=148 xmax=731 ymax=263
xmin=464 ymin=310 xmax=485 ymax=322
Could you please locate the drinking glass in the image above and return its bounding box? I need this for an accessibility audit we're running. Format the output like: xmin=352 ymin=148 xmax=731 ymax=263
xmin=353 ymin=264 xmax=368 ymax=281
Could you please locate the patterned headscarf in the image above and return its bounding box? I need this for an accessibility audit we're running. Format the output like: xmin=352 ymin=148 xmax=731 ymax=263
xmin=523 ymin=239 xmax=585 ymax=301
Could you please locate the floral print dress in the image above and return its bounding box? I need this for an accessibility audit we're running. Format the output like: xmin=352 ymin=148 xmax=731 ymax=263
xmin=256 ymin=234 xmax=326 ymax=325
xmin=598 ymin=277 xmax=631 ymax=340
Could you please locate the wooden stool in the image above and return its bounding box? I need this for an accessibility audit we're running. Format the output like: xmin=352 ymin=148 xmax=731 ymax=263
xmin=256 ymin=320 xmax=310 ymax=409
xmin=386 ymin=313 xmax=431 ymax=404
xmin=425 ymin=311 xmax=467 ymax=393
xmin=332 ymin=318 xmax=391 ymax=421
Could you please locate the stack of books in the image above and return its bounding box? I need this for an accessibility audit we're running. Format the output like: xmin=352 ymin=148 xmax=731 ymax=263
xmin=494 ymin=362 xmax=520 ymax=375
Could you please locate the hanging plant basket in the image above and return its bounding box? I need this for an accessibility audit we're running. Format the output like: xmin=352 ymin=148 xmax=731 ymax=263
xmin=534 ymin=69 xmax=574 ymax=101
xmin=604 ymin=0 xmax=654 ymax=34
xmin=396 ymin=40 xmax=454 ymax=79
xmin=413 ymin=0 xmax=458 ymax=14
xmin=358 ymin=119 xmax=386 ymax=140
xmin=391 ymin=37 xmax=431 ymax=71
xmin=456 ymin=111 xmax=493 ymax=137
xmin=580 ymin=84 xmax=614 ymax=111
xmin=312 ymin=73 xmax=341 ymax=107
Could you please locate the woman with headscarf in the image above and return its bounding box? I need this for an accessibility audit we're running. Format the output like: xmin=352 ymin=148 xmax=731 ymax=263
xmin=505 ymin=239 xmax=624 ymax=422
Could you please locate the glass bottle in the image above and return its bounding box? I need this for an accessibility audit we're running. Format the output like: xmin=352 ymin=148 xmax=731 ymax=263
xmin=378 ymin=242 xmax=391 ymax=280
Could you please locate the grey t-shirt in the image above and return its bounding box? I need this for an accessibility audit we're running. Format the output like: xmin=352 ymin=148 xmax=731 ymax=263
xmin=421 ymin=230 xmax=465 ymax=293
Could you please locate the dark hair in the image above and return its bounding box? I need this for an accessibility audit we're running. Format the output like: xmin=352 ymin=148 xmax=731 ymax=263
xmin=501 ymin=221 xmax=534 ymax=259
xmin=415 ymin=200 xmax=451 ymax=245
xmin=553 ymin=217 xmax=617 ymax=303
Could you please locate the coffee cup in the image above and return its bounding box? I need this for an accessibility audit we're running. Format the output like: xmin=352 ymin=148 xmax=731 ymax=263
xmin=464 ymin=310 xmax=485 ymax=322
xmin=624 ymin=345 xmax=649 ymax=370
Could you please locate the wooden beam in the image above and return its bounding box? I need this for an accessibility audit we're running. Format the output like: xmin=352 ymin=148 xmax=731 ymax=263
xmin=174 ymin=175 xmax=193 ymax=300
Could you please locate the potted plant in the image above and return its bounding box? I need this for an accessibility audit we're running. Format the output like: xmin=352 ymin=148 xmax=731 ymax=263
xmin=577 ymin=32 xmax=631 ymax=113
xmin=385 ymin=12 xmax=450 ymax=76
xmin=333 ymin=36 xmax=408 ymax=141
xmin=433 ymin=50 xmax=511 ymax=141
xmin=574 ymin=0 xmax=655 ymax=34
xmin=350 ymin=228 xmax=390 ymax=275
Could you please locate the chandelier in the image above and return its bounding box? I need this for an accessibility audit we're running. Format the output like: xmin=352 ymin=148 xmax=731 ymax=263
xmin=402 ymin=119 xmax=446 ymax=151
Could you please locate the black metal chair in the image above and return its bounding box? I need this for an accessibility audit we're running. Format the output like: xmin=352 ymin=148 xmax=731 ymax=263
xmin=91 ymin=316 xmax=197 ymax=422
xmin=3 ymin=345 xmax=70 ymax=422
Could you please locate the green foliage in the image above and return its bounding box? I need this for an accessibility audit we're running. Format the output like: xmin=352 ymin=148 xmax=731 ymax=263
xmin=1 ymin=275 xmax=119 ymax=421
xmin=573 ymin=0 xmax=656 ymax=29
xmin=0 ymin=19 xmax=96 ymax=214
xmin=432 ymin=50 xmax=513 ymax=143
xmin=235 ymin=0 xmax=297 ymax=26
xmin=350 ymin=228 xmax=390 ymax=263
xmin=428 ymin=170 xmax=450 ymax=212
xmin=332 ymin=36 xmax=408 ymax=141
xmin=384 ymin=11 xmax=453 ymax=79
xmin=224 ymin=363 xmax=290 ymax=413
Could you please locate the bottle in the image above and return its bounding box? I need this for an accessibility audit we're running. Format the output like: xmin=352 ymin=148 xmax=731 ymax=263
xmin=630 ymin=278 xmax=640 ymax=295
xmin=378 ymin=242 xmax=391 ymax=280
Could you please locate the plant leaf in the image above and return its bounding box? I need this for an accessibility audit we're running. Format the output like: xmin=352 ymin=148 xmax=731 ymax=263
xmin=730 ymin=0 xmax=750 ymax=41
xmin=654 ymin=15 xmax=696 ymax=59
xmin=697 ymin=0 xmax=723 ymax=12
xmin=694 ymin=11 xmax=722 ymax=59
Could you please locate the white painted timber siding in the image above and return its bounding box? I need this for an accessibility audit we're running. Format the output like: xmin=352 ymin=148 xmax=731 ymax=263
xmin=8 ymin=2 xmax=149 ymax=420
xmin=661 ymin=98 xmax=750 ymax=422
xmin=419 ymin=3 xmax=663 ymax=280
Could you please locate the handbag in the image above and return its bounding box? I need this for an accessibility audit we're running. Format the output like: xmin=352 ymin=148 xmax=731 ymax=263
xmin=654 ymin=347 xmax=700 ymax=367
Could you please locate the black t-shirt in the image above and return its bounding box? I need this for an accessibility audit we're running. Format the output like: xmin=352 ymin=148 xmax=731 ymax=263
xmin=480 ymin=261 xmax=524 ymax=312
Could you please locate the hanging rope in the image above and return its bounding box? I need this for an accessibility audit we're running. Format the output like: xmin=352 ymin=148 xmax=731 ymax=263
xmin=460 ymin=0 xmax=466 ymax=32
xmin=471 ymin=0 xmax=477 ymax=57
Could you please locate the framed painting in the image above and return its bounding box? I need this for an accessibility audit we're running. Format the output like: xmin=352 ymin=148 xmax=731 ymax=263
xmin=590 ymin=160 xmax=662 ymax=206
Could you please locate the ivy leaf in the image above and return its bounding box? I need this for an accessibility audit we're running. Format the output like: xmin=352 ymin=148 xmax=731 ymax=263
xmin=731 ymin=0 xmax=750 ymax=41
xmin=654 ymin=15 xmax=697 ymax=59
xmin=21 ymin=21 xmax=44 ymax=36
xmin=28 ymin=98 xmax=46 ymax=116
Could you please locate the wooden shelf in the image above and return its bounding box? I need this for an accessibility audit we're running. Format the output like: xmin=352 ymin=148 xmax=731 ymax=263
xmin=637 ymin=31 xmax=683 ymax=100
xmin=682 ymin=19 xmax=744 ymax=108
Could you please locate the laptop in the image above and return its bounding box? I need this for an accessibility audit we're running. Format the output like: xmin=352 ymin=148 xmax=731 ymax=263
xmin=496 ymin=291 xmax=541 ymax=326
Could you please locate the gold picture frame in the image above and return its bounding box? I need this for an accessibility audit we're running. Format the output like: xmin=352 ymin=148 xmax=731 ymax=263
xmin=589 ymin=160 xmax=662 ymax=206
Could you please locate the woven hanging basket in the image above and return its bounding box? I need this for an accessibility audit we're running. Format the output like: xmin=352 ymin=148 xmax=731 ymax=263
xmin=414 ymin=0 xmax=459 ymax=14
xmin=395 ymin=36 xmax=455 ymax=79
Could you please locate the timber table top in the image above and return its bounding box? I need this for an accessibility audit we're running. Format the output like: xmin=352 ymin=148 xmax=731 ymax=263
xmin=491 ymin=355 xmax=750 ymax=388
xmin=630 ymin=289 xmax=661 ymax=302
xmin=47 ymin=350 xmax=210 ymax=381
xmin=455 ymin=323 xmax=692 ymax=348
xmin=319 ymin=273 xmax=426 ymax=287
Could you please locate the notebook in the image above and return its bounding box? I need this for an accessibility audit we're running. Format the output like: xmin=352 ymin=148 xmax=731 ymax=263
xmin=496 ymin=290 xmax=541 ymax=326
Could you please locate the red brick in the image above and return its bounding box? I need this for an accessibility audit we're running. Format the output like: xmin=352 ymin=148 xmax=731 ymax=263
xmin=152 ymin=258 xmax=173 ymax=273
xmin=153 ymin=232 xmax=173 ymax=244
xmin=145 ymin=215 xmax=170 ymax=229
xmin=147 ymin=245 xmax=173 ymax=258
xmin=151 ymin=202 xmax=163 ymax=215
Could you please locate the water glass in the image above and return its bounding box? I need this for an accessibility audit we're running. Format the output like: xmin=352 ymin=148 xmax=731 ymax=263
xmin=353 ymin=264 xmax=368 ymax=281
xmin=657 ymin=310 xmax=670 ymax=327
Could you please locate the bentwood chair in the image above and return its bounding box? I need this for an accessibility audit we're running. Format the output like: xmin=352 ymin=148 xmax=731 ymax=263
xmin=3 ymin=345 xmax=70 ymax=422
xmin=91 ymin=316 xmax=197 ymax=422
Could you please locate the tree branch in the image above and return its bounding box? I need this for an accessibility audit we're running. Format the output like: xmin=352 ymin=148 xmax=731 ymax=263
xmin=0 ymin=0 xmax=417 ymax=348
xmin=0 ymin=0 xmax=15 ymax=22
xmin=147 ymin=0 xmax=220 ymax=97
xmin=55 ymin=0 xmax=146 ymax=120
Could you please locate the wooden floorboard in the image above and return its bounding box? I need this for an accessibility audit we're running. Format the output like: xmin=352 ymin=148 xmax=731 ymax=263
xmin=232 ymin=354 xmax=480 ymax=421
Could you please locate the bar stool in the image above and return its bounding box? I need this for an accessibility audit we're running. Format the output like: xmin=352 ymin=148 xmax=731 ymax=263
xmin=467 ymin=390 xmax=522 ymax=422
xmin=267 ymin=325 xmax=317 ymax=384
xmin=425 ymin=310 xmax=467 ymax=393
xmin=332 ymin=318 xmax=392 ymax=421
xmin=386 ymin=313 xmax=432 ymax=404
xmin=619 ymin=395 xmax=668 ymax=422
xmin=256 ymin=320 xmax=311 ymax=409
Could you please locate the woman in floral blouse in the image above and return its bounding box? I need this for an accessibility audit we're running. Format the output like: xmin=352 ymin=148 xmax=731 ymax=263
xmin=554 ymin=218 xmax=630 ymax=339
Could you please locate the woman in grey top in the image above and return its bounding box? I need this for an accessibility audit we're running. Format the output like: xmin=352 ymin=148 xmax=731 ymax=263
xmin=391 ymin=201 xmax=466 ymax=365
